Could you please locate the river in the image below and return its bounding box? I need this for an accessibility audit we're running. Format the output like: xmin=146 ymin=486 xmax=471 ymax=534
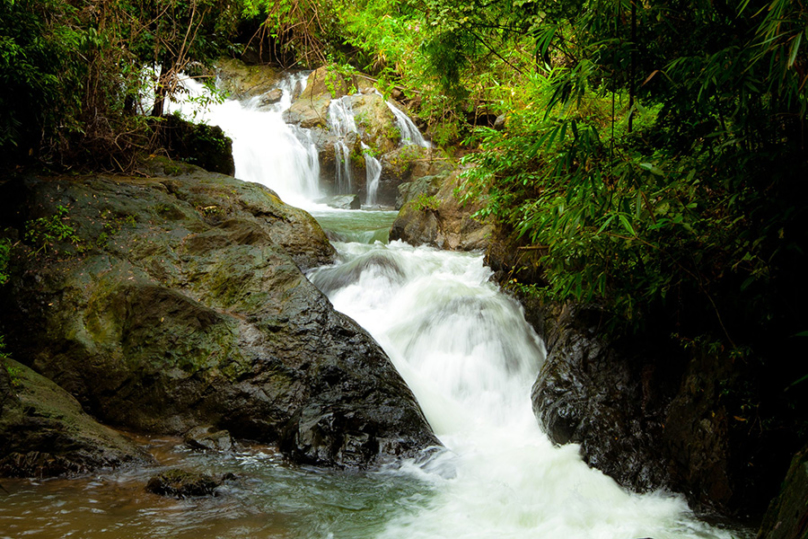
xmin=0 ymin=74 xmax=749 ymax=539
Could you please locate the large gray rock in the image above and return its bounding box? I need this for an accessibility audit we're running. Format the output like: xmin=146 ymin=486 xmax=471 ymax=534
xmin=0 ymin=160 xmax=439 ymax=469
xmin=0 ymin=358 xmax=153 ymax=477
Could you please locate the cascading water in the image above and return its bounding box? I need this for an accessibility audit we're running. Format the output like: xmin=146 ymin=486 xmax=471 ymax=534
xmin=361 ymin=142 xmax=383 ymax=206
xmin=308 ymin=241 xmax=740 ymax=539
xmin=385 ymin=99 xmax=430 ymax=147
xmin=173 ymin=78 xmax=742 ymax=538
xmin=327 ymin=96 xmax=359 ymax=194
xmin=166 ymin=73 xmax=321 ymax=208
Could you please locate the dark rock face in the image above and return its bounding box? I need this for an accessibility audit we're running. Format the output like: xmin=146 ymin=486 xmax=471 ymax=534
xmin=531 ymin=305 xmax=675 ymax=493
xmin=0 ymin=161 xmax=439 ymax=469
xmin=529 ymin=301 xmax=785 ymax=518
xmin=0 ymin=358 xmax=153 ymax=477
xmin=146 ymin=468 xmax=222 ymax=497
xmin=757 ymin=445 xmax=808 ymax=539
xmin=390 ymin=170 xmax=493 ymax=251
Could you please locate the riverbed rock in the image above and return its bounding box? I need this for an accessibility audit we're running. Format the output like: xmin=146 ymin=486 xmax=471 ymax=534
xmin=390 ymin=169 xmax=493 ymax=251
xmin=531 ymin=305 xmax=674 ymax=493
xmin=0 ymin=358 xmax=153 ymax=477
xmin=528 ymin=300 xmax=788 ymax=518
xmin=259 ymin=88 xmax=284 ymax=107
xmin=379 ymin=146 xmax=452 ymax=208
xmin=285 ymin=94 xmax=332 ymax=128
xmin=350 ymin=93 xmax=398 ymax=154
xmin=184 ymin=425 xmax=232 ymax=452
xmin=300 ymin=66 xmax=351 ymax=101
xmin=316 ymin=194 xmax=361 ymax=210
xmin=0 ymin=160 xmax=439 ymax=469
xmin=146 ymin=468 xmax=222 ymax=497
xmin=284 ymin=67 xmax=351 ymax=128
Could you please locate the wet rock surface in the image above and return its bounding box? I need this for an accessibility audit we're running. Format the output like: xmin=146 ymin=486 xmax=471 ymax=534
xmin=0 ymin=358 xmax=153 ymax=477
xmin=216 ymin=58 xmax=281 ymax=99
xmin=531 ymin=305 xmax=675 ymax=494
xmin=529 ymin=301 xmax=788 ymax=518
xmin=184 ymin=425 xmax=232 ymax=452
xmin=316 ymin=194 xmax=361 ymax=210
xmin=0 ymin=161 xmax=439 ymax=469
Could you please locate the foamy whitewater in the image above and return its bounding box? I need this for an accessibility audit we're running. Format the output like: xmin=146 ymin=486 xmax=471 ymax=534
xmin=172 ymin=75 xmax=743 ymax=539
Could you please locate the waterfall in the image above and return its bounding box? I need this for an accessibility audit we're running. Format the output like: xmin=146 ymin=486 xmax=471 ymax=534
xmin=362 ymin=142 xmax=383 ymax=206
xmin=328 ymin=96 xmax=359 ymax=194
xmin=2 ymin=74 xmax=746 ymax=539
xmin=166 ymin=73 xmax=321 ymax=208
xmin=386 ymin=100 xmax=430 ymax=148
xmin=167 ymin=80 xmax=739 ymax=538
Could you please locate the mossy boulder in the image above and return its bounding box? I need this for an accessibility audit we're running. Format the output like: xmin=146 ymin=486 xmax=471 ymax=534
xmin=216 ymin=58 xmax=281 ymax=100
xmin=184 ymin=425 xmax=232 ymax=452
xmin=0 ymin=358 xmax=153 ymax=477
xmin=0 ymin=160 xmax=438 ymax=469
xmin=390 ymin=170 xmax=493 ymax=251
xmin=350 ymin=92 xmax=398 ymax=154
xmin=284 ymin=67 xmax=350 ymax=128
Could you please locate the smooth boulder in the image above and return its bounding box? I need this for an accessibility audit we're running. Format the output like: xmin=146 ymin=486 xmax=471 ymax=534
xmin=0 ymin=160 xmax=439 ymax=469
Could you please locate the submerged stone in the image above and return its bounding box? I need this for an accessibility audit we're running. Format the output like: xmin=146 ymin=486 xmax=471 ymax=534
xmin=146 ymin=468 xmax=221 ymax=497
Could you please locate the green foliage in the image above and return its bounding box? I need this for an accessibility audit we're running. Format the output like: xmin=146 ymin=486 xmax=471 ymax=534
xmin=0 ymin=0 xmax=84 ymax=162
xmin=0 ymin=238 xmax=10 ymax=286
xmin=0 ymin=0 xmax=243 ymax=170
xmin=411 ymin=193 xmax=440 ymax=212
xmin=241 ymin=0 xmax=345 ymax=67
xmin=24 ymin=206 xmax=84 ymax=254
xmin=457 ymin=0 xmax=808 ymax=350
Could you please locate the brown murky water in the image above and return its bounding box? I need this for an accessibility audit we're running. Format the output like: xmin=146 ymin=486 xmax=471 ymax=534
xmin=0 ymin=434 xmax=431 ymax=539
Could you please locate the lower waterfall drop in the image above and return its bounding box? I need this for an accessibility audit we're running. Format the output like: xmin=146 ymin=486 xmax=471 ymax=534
xmin=309 ymin=241 xmax=739 ymax=539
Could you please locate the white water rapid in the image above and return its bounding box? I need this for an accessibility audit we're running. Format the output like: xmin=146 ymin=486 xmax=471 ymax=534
xmin=309 ymin=241 xmax=737 ymax=539
xmin=168 ymin=76 xmax=742 ymax=539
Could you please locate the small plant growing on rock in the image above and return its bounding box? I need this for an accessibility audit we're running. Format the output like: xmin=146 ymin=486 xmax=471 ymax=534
xmin=0 ymin=238 xmax=10 ymax=285
xmin=412 ymin=194 xmax=440 ymax=212
xmin=24 ymin=206 xmax=84 ymax=254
